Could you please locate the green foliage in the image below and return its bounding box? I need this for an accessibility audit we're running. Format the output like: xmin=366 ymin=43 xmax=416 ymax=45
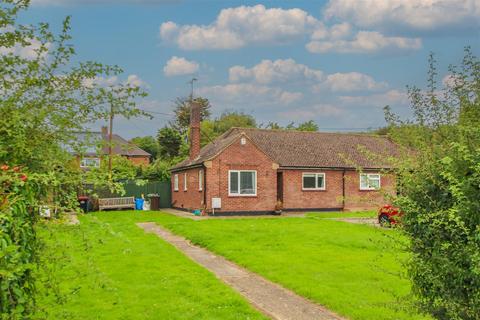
xmin=130 ymin=136 xmax=159 ymax=159
xmin=262 ymin=120 xmax=319 ymax=131
xmin=295 ymin=120 xmax=319 ymax=132
xmin=198 ymin=111 xmax=257 ymax=146
xmin=0 ymin=1 xmax=147 ymax=317
xmin=157 ymin=126 xmax=183 ymax=160
xmin=170 ymin=96 xmax=211 ymax=134
xmin=386 ymin=48 xmax=480 ymax=319
xmin=139 ymin=158 xmax=174 ymax=181
xmin=0 ymin=166 xmax=37 ymax=319
xmin=212 ymin=110 xmax=257 ymax=133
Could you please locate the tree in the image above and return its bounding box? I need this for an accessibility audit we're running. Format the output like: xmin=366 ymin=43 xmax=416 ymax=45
xmin=130 ymin=136 xmax=159 ymax=159
xmin=170 ymin=96 xmax=211 ymax=134
xmin=213 ymin=111 xmax=256 ymax=133
xmin=296 ymin=120 xmax=319 ymax=132
xmin=0 ymin=1 xmax=146 ymax=317
xmin=157 ymin=126 xmax=183 ymax=159
xmin=385 ymin=48 xmax=480 ymax=319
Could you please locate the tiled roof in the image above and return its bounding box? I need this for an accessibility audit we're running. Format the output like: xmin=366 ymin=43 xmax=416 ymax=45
xmin=71 ymin=132 xmax=150 ymax=157
xmin=171 ymin=127 xmax=398 ymax=170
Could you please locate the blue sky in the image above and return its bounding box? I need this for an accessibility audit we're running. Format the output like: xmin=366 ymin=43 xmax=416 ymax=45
xmin=22 ymin=0 xmax=480 ymax=138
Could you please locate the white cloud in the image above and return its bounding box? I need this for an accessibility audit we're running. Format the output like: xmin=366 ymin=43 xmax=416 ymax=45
xmin=442 ymin=74 xmax=464 ymax=88
xmin=306 ymin=31 xmax=421 ymax=54
xmin=163 ymin=56 xmax=199 ymax=76
xmin=0 ymin=37 xmax=49 ymax=59
xmin=338 ymin=89 xmax=408 ymax=107
xmin=315 ymin=72 xmax=388 ymax=92
xmin=323 ymin=0 xmax=480 ymax=33
xmin=311 ymin=22 xmax=351 ymax=40
xmin=83 ymin=74 xmax=149 ymax=88
xmin=197 ymin=83 xmax=303 ymax=106
xmin=159 ymin=4 xmax=319 ymax=50
xmin=229 ymin=58 xmax=386 ymax=92
xmin=229 ymin=59 xmax=323 ymax=84
xmin=125 ymin=74 xmax=150 ymax=88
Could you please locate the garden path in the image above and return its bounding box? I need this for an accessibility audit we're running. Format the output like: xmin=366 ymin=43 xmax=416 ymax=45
xmin=137 ymin=222 xmax=344 ymax=320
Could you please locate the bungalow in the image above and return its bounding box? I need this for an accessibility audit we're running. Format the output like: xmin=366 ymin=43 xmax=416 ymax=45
xmin=171 ymin=103 xmax=398 ymax=215
xmin=73 ymin=126 xmax=151 ymax=169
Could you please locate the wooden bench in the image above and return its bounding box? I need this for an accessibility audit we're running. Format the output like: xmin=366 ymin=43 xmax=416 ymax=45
xmin=98 ymin=197 xmax=135 ymax=211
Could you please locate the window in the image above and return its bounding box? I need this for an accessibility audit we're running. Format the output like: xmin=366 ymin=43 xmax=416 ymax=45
xmin=360 ymin=173 xmax=381 ymax=190
xmin=199 ymin=170 xmax=203 ymax=191
xmin=80 ymin=157 xmax=100 ymax=168
xmin=229 ymin=170 xmax=257 ymax=196
xmin=302 ymin=173 xmax=326 ymax=190
xmin=184 ymin=173 xmax=188 ymax=191
xmin=174 ymin=174 xmax=179 ymax=191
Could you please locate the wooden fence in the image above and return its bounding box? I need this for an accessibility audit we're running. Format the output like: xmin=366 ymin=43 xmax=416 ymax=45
xmin=96 ymin=180 xmax=171 ymax=208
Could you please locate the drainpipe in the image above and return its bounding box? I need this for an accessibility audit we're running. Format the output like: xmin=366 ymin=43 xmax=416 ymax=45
xmin=203 ymin=165 xmax=207 ymax=210
xmin=342 ymin=169 xmax=346 ymax=210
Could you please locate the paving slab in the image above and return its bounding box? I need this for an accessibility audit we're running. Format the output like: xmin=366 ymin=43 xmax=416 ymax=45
xmin=137 ymin=222 xmax=345 ymax=320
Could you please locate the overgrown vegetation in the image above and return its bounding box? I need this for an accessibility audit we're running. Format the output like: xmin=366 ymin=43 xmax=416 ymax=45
xmin=386 ymin=48 xmax=480 ymax=319
xmin=0 ymin=0 xmax=146 ymax=317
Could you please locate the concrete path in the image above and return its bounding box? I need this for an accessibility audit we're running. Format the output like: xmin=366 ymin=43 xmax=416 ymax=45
xmin=137 ymin=222 xmax=344 ymax=320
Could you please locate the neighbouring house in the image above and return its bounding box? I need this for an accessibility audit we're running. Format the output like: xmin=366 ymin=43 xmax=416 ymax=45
xmin=72 ymin=126 xmax=151 ymax=169
xmin=171 ymin=103 xmax=398 ymax=215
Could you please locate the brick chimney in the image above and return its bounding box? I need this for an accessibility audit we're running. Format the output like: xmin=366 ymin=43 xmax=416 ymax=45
xmin=189 ymin=101 xmax=201 ymax=160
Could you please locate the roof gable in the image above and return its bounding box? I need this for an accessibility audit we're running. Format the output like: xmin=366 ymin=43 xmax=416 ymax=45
xmin=71 ymin=131 xmax=151 ymax=157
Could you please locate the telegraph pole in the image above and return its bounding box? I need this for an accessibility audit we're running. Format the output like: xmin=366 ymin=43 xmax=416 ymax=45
xmin=108 ymin=102 xmax=114 ymax=181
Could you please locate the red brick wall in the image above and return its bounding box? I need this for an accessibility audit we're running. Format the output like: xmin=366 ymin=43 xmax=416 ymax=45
xmin=171 ymin=167 xmax=205 ymax=211
xmin=205 ymin=136 xmax=278 ymax=213
xmin=343 ymin=171 xmax=396 ymax=211
xmin=281 ymin=169 xmax=395 ymax=211
xmin=281 ymin=169 xmax=344 ymax=210
xmin=127 ymin=156 xmax=150 ymax=166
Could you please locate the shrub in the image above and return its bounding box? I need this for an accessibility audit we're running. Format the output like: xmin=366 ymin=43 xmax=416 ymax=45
xmin=387 ymin=49 xmax=480 ymax=319
xmin=0 ymin=166 xmax=37 ymax=319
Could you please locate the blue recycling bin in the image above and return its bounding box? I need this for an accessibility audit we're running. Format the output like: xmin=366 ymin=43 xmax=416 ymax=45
xmin=135 ymin=198 xmax=144 ymax=210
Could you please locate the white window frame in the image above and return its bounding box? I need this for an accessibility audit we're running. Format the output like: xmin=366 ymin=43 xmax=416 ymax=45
xmin=198 ymin=170 xmax=203 ymax=191
xmin=174 ymin=174 xmax=179 ymax=191
xmin=302 ymin=172 xmax=326 ymax=190
xmin=184 ymin=173 xmax=188 ymax=191
xmin=228 ymin=170 xmax=257 ymax=197
xmin=360 ymin=173 xmax=381 ymax=190
xmin=80 ymin=157 xmax=100 ymax=168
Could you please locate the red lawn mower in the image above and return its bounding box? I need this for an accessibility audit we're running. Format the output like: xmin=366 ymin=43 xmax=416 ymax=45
xmin=378 ymin=204 xmax=403 ymax=227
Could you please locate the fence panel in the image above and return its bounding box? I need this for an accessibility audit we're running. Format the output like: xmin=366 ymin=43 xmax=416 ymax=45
xmin=95 ymin=180 xmax=171 ymax=208
xmin=123 ymin=181 xmax=171 ymax=208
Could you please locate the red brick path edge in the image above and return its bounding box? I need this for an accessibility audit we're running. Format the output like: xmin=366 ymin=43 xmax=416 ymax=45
xmin=137 ymin=222 xmax=345 ymax=320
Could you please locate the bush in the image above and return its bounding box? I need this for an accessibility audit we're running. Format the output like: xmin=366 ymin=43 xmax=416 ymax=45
xmin=387 ymin=49 xmax=480 ymax=319
xmin=0 ymin=166 xmax=37 ymax=319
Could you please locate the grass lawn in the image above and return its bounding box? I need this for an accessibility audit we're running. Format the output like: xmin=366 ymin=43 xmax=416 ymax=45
xmin=305 ymin=210 xmax=377 ymax=219
xmin=34 ymin=213 xmax=266 ymax=320
xmin=148 ymin=212 xmax=427 ymax=320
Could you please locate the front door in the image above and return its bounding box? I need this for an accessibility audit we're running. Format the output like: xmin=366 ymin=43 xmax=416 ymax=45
xmin=276 ymin=172 xmax=283 ymax=202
